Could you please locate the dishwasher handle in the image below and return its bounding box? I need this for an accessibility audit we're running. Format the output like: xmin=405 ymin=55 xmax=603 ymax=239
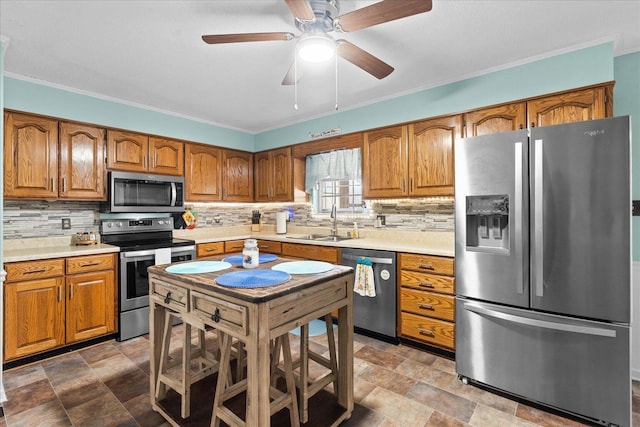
xmin=341 ymin=254 xmax=394 ymax=265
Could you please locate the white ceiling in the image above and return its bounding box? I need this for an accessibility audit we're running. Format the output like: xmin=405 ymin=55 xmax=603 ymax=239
xmin=1 ymin=1 xmax=639 ymax=134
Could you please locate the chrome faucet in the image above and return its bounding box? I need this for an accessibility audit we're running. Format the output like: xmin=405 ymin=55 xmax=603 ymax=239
xmin=330 ymin=204 xmax=338 ymax=236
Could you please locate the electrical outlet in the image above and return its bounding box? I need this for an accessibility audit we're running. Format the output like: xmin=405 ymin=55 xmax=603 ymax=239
xmin=61 ymin=218 xmax=71 ymax=229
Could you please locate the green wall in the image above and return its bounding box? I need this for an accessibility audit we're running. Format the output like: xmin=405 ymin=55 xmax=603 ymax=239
xmin=256 ymin=43 xmax=615 ymax=149
xmin=613 ymin=52 xmax=640 ymax=261
xmin=3 ymin=77 xmax=254 ymax=152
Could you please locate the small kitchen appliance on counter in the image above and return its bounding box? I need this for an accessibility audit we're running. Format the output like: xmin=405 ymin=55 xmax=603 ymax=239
xmin=454 ymin=116 xmax=631 ymax=427
xmin=100 ymin=217 xmax=195 ymax=341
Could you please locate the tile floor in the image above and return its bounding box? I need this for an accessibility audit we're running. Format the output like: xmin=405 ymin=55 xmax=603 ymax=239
xmin=1 ymin=327 xmax=638 ymax=427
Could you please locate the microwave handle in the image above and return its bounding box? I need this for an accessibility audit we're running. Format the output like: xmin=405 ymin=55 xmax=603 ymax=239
xmin=171 ymin=182 xmax=177 ymax=207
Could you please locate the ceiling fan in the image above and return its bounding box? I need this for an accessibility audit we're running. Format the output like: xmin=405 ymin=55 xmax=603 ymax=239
xmin=201 ymin=0 xmax=433 ymax=85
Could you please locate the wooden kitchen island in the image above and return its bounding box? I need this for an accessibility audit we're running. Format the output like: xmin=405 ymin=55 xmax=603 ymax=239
xmin=147 ymin=257 xmax=354 ymax=427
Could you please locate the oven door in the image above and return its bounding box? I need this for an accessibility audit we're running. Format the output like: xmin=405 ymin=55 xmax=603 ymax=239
xmin=119 ymin=246 xmax=195 ymax=312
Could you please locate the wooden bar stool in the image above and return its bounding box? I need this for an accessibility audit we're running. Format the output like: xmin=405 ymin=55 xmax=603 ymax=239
xmin=275 ymin=314 xmax=339 ymax=423
xmin=155 ymin=310 xmax=221 ymax=419
xmin=212 ymin=331 xmax=300 ymax=427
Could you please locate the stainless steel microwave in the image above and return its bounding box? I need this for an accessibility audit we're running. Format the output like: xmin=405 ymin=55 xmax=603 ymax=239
xmin=102 ymin=171 xmax=185 ymax=213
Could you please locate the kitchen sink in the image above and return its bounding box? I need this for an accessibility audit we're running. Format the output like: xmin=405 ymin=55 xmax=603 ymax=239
xmin=315 ymin=235 xmax=353 ymax=242
xmin=286 ymin=234 xmax=352 ymax=242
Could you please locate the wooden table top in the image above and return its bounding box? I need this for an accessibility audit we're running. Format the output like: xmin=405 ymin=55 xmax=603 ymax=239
xmin=147 ymin=255 xmax=353 ymax=303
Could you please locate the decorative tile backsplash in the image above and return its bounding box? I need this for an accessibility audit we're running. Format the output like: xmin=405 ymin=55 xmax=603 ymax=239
xmin=3 ymin=197 xmax=454 ymax=240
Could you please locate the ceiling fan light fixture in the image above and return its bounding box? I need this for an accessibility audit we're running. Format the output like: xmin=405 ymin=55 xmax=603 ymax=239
xmin=297 ymin=33 xmax=335 ymax=63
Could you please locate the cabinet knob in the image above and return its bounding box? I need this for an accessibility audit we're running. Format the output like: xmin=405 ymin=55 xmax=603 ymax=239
xmin=164 ymin=291 xmax=172 ymax=304
xmin=418 ymin=303 xmax=435 ymax=311
xmin=418 ymin=263 xmax=435 ymax=270
xmin=418 ymin=328 xmax=435 ymax=337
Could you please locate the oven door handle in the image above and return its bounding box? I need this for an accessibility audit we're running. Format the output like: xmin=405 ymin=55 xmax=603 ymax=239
xmin=121 ymin=246 xmax=196 ymax=259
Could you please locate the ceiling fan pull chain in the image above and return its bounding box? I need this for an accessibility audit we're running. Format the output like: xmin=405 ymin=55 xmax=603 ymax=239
xmin=334 ymin=49 xmax=338 ymax=110
xmin=294 ymin=49 xmax=299 ymax=110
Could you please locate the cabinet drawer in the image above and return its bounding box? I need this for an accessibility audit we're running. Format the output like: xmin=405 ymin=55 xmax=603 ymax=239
xmin=5 ymin=259 xmax=65 ymax=282
xmin=401 ymin=288 xmax=455 ymax=321
xmin=400 ymin=270 xmax=455 ymax=295
xmin=257 ymin=240 xmax=281 ymax=254
xmin=224 ymin=240 xmax=246 ymax=254
xmin=399 ymin=253 xmax=454 ymax=276
xmin=150 ymin=278 xmax=188 ymax=312
xmin=190 ymin=291 xmax=248 ymax=336
xmin=66 ymin=254 xmax=114 ymax=274
xmin=281 ymin=243 xmax=339 ymax=264
xmin=401 ymin=312 xmax=455 ymax=350
xmin=197 ymin=242 xmax=225 ymax=258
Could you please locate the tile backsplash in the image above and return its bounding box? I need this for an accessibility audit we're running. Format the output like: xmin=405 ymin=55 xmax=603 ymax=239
xmin=3 ymin=198 xmax=454 ymax=240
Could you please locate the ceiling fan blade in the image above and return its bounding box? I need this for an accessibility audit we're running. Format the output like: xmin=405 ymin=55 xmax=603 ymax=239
xmin=337 ymin=39 xmax=394 ymax=79
xmin=281 ymin=61 xmax=302 ymax=86
xmin=337 ymin=0 xmax=432 ymax=32
xmin=202 ymin=32 xmax=294 ymax=44
xmin=284 ymin=0 xmax=315 ymax=21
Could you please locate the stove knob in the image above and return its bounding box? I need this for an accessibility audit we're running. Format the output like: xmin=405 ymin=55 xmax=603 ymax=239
xmin=116 ymin=222 xmax=123 ymax=227
xmin=158 ymin=220 xmax=165 ymax=225
xmin=105 ymin=222 xmax=112 ymax=228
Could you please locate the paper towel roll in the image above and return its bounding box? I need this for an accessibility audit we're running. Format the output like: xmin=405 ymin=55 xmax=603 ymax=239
xmin=276 ymin=211 xmax=287 ymax=234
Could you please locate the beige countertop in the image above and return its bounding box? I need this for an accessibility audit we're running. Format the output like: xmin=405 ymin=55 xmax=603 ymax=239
xmin=3 ymin=236 xmax=120 ymax=263
xmin=174 ymin=224 xmax=455 ymax=257
xmin=2 ymin=225 xmax=454 ymax=264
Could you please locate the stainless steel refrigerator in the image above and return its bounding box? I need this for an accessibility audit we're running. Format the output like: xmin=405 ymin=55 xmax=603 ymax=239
xmin=454 ymin=116 xmax=631 ymax=427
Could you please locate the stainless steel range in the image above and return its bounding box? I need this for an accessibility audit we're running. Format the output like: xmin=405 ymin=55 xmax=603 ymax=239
xmin=100 ymin=217 xmax=195 ymax=341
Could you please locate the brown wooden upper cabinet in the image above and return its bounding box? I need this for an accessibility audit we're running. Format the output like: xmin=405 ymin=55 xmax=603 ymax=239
xmin=464 ymin=84 xmax=613 ymax=137
xmin=59 ymin=122 xmax=106 ymax=200
xmin=363 ymin=115 xmax=460 ymax=198
xmin=185 ymin=143 xmax=253 ymax=202
xmin=254 ymin=147 xmax=293 ymax=202
xmin=185 ymin=143 xmax=222 ymax=202
xmin=4 ymin=112 xmax=106 ymax=200
xmin=107 ymin=130 xmax=184 ymax=176
xmin=526 ymin=85 xmax=611 ymax=128
xmin=463 ymin=102 xmax=527 ymax=137
xmin=222 ymin=149 xmax=254 ymax=202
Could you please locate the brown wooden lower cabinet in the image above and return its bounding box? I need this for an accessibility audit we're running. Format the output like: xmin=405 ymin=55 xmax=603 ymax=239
xmin=4 ymin=254 xmax=117 ymax=362
xmin=281 ymin=242 xmax=340 ymax=264
xmin=398 ymin=252 xmax=455 ymax=351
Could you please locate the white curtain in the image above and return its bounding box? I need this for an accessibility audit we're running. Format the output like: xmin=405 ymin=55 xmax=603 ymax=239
xmin=305 ymin=148 xmax=361 ymax=194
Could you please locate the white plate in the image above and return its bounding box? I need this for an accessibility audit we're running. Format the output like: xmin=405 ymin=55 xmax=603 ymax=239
xmin=271 ymin=260 xmax=334 ymax=275
xmin=165 ymin=261 xmax=231 ymax=274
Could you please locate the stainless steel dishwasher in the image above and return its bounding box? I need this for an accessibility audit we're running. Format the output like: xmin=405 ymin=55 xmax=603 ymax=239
xmin=340 ymin=248 xmax=397 ymax=342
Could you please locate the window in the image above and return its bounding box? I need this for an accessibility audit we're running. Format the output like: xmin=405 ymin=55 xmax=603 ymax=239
xmin=315 ymin=178 xmax=363 ymax=214
xmin=305 ymin=148 xmax=363 ymax=214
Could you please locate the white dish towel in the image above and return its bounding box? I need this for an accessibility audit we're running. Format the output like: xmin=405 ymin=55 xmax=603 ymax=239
xmin=354 ymin=257 xmax=376 ymax=297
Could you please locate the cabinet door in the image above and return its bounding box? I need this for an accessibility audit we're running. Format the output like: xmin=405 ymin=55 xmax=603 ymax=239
xmin=272 ymin=147 xmax=292 ymax=201
xmin=66 ymin=271 xmax=115 ymax=343
xmin=59 ymin=122 xmax=106 ymax=200
xmin=527 ymin=86 xmax=608 ymax=128
xmin=4 ymin=278 xmax=65 ymax=360
xmin=464 ymin=102 xmax=527 ymax=137
xmin=185 ymin=143 xmax=222 ymax=201
xmin=254 ymin=151 xmax=273 ymax=202
xmin=149 ymin=136 xmax=184 ymax=176
xmin=4 ymin=112 xmax=58 ymax=199
xmin=363 ymin=125 xmax=407 ymax=198
xmin=106 ymin=130 xmax=149 ymax=172
xmin=408 ymin=115 xmax=460 ymax=196
xmin=222 ymin=149 xmax=253 ymax=202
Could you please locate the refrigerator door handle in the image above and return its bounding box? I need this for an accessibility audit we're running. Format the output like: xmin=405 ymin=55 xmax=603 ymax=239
xmin=514 ymin=142 xmax=524 ymax=294
xmin=533 ymin=138 xmax=544 ymax=297
xmin=463 ymin=302 xmax=617 ymax=338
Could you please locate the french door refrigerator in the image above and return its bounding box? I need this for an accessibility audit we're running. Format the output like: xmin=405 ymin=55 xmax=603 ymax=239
xmin=454 ymin=116 xmax=631 ymax=427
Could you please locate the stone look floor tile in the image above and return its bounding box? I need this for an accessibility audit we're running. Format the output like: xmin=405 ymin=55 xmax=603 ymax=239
xmin=0 ymin=331 xmax=637 ymax=426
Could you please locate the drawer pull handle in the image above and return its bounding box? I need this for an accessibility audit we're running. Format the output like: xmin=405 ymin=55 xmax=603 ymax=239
xmin=418 ymin=303 xmax=434 ymax=310
xmin=206 ymin=248 xmax=218 ymax=252
xmin=81 ymin=262 xmax=100 ymax=267
xmin=418 ymin=281 xmax=434 ymax=288
xmin=418 ymin=328 xmax=435 ymax=337
xmin=418 ymin=263 xmax=435 ymax=270
xmin=25 ymin=267 xmax=47 ymax=274
xmin=211 ymin=308 xmax=221 ymax=323
xmin=164 ymin=291 xmax=172 ymax=304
